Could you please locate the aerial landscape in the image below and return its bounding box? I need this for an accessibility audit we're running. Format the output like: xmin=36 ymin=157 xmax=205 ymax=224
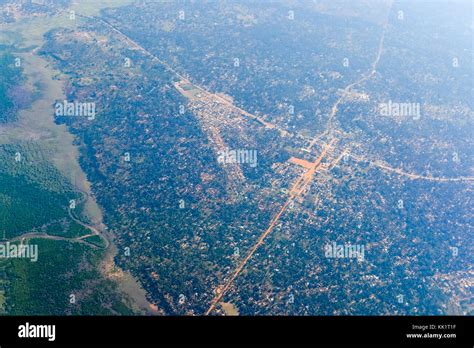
xmin=0 ymin=0 xmax=472 ymax=318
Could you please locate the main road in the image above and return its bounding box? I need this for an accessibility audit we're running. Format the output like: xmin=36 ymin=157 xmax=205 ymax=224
xmin=205 ymin=139 xmax=337 ymax=315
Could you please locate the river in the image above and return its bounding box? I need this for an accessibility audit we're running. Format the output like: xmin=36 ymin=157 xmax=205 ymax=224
xmin=0 ymin=0 xmax=156 ymax=315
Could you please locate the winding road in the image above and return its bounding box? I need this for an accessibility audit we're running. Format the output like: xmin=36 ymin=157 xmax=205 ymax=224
xmin=2 ymin=191 xmax=109 ymax=250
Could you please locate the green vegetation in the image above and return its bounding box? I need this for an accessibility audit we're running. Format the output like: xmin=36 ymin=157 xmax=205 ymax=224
xmin=0 ymin=171 xmax=68 ymax=238
xmin=0 ymin=53 xmax=22 ymax=123
xmin=3 ymin=239 xmax=132 ymax=315
xmin=43 ymin=219 xmax=90 ymax=238
xmin=0 ymin=142 xmax=133 ymax=315
xmin=0 ymin=143 xmax=80 ymax=239
xmin=0 ymin=1 xmax=146 ymax=316
xmin=83 ymin=234 xmax=107 ymax=248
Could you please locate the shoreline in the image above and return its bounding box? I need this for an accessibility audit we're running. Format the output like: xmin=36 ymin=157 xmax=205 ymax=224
xmin=0 ymin=2 xmax=156 ymax=316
